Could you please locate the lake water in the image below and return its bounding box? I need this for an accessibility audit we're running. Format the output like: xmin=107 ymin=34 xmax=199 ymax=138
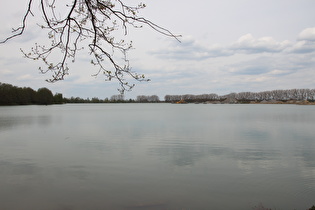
xmin=0 ymin=104 xmax=314 ymax=210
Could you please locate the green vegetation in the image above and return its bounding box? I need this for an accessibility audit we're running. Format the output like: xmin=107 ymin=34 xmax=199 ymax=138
xmin=1 ymin=82 xmax=315 ymax=105
xmin=0 ymin=82 xmax=161 ymax=105
xmin=0 ymin=83 xmax=58 ymax=105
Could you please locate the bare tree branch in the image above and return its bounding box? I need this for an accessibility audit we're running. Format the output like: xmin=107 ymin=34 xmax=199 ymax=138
xmin=0 ymin=0 xmax=34 ymax=44
xmin=1 ymin=0 xmax=181 ymax=93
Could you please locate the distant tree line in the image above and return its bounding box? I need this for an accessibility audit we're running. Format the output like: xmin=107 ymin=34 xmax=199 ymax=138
xmin=0 ymin=83 xmax=62 ymax=105
xmin=64 ymin=94 xmax=129 ymax=103
xmin=2 ymin=82 xmax=314 ymax=105
xmin=224 ymin=89 xmax=315 ymax=102
xmin=64 ymin=94 xmax=160 ymax=103
xmin=0 ymin=82 xmax=161 ymax=105
xmin=136 ymin=95 xmax=160 ymax=103
xmin=164 ymin=94 xmax=220 ymax=103
xmin=164 ymin=89 xmax=315 ymax=103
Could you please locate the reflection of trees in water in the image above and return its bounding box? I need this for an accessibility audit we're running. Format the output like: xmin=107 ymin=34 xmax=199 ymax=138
xmin=149 ymin=143 xmax=211 ymax=166
xmin=292 ymin=132 xmax=315 ymax=173
xmin=299 ymin=150 xmax=315 ymax=168
xmin=0 ymin=159 xmax=91 ymax=185
xmin=148 ymin=134 xmax=314 ymax=188
xmin=295 ymin=144 xmax=315 ymax=188
xmin=0 ymin=115 xmax=51 ymax=131
xmin=0 ymin=159 xmax=42 ymax=196
xmin=0 ymin=160 xmax=40 ymax=177
xmin=149 ymin=140 xmax=280 ymax=168
xmin=233 ymin=149 xmax=279 ymax=161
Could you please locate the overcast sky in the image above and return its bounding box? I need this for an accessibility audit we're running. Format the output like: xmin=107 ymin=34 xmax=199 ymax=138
xmin=1 ymin=0 xmax=315 ymax=99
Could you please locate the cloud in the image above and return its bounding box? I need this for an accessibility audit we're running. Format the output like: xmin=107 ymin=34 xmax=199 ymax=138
xmin=150 ymin=36 xmax=232 ymax=60
xmin=226 ymin=58 xmax=272 ymax=76
xmin=285 ymin=27 xmax=315 ymax=53
xmin=289 ymin=40 xmax=315 ymax=54
xmin=145 ymin=27 xmax=315 ymax=96
xmin=0 ymin=69 xmax=14 ymax=76
xmin=234 ymin=66 xmax=271 ymax=75
xmin=298 ymin=27 xmax=315 ymax=41
xmin=268 ymin=69 xmax=293 ymax=76
xmin=232 ymin=33 xmax=290 ymax=54
xmin=17 ymin=74 xmax=34 ymax=81
xmin=151 ymin=27 xmax=315 ymax=61
xmin=224 ymin=55 xmax=307 ymax=77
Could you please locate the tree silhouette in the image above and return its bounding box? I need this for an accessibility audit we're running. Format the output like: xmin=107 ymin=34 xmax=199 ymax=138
xmin=1 ymin=0 xmax=180 ymax=93
xmin=37 ymin=87 xmax=54 ymax=105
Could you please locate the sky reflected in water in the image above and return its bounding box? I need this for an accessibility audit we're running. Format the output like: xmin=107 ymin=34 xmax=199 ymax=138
xmin=0 ymin=104 xmax=314 ymax=210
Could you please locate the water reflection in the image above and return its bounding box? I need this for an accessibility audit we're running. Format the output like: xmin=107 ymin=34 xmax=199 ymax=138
xmin=149 ymin=141 xmax=280 ymax=170
xmin=0 ymin=104 xmax=314 ymax=210
xmin=237 ymin=148 xmax=269 ymax=162
xmin=0 ymin=159 xmax=40 ymax=177
xmin=0 ymin=106 xmax=52 ymax=131
xmin=0 ymin=116 xmax=32 ymax=131
xmin=149 ymin=142 xmax=211 ymax=166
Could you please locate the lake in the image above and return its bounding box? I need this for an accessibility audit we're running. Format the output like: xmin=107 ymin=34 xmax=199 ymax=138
xmin=0 ymin=104 xmax=314 ymax=210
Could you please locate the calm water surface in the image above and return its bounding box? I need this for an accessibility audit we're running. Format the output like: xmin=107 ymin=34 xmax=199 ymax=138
xmin=0 ymin=104 xmax=314 ymax=210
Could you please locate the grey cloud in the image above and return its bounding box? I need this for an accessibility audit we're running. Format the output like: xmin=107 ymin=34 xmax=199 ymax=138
xmin=235 ymin=66 xmax=271 ymax=75
xmin=297 ymin=27 xmax=315 ymax=41
xmin=288 ymin=40 xmax=315 ymax=54
xmin=231 ymin=29 xmax=315 ymax=55
xmin=150 ymin=38 xmax=233 ymax=60
xmin=227 ymin=60 xmax=273 ymax=76
xmin=231 ymin=33 xmax=290 ymax=54
xmin=225 ymin=55 xmax=308 ymax=76
xmin=152 ymin=28 xmax=315 ymax=61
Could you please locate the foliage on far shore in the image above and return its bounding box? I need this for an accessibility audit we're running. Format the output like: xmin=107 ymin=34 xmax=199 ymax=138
xmin=1 ymin=82 xmax=315 ymax=105
xmin=0 ymin=82 xmax=61 ymax=105
xmin=0 ymin=82 xmax=161 ymax=105
xmin=165 ymin=89 xmax=315 ymax=104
